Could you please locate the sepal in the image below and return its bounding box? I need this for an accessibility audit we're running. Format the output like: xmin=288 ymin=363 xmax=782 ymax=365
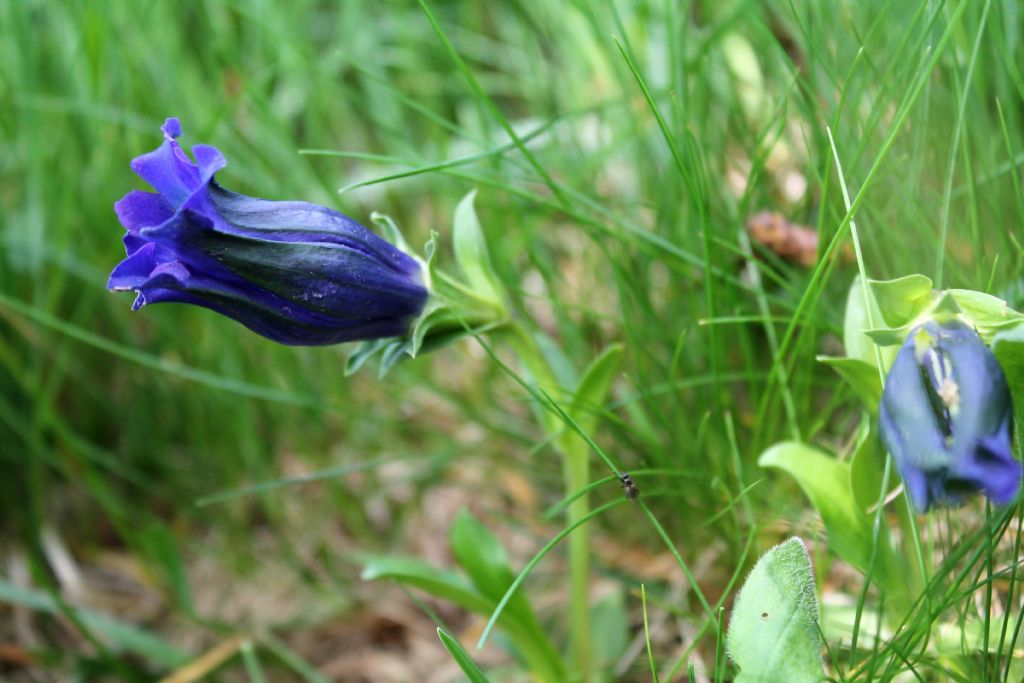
xmin=347 ymin=198 xmax=509 ymax=376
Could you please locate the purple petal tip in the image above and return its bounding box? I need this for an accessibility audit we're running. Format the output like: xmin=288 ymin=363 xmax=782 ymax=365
xmin=162 ymin=117 xmax=183 ymax=140
xmin=192 ymin=144 xmax=227 ymax=181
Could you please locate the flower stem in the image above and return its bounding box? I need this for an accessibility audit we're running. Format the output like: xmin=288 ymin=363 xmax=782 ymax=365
xmin=562 ymin=433 xmax=593 ymax=683
xmin=501 ymin=324 xmax=592 ymax=683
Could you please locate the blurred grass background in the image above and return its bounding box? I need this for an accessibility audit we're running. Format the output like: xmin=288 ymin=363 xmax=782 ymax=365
xmin=2 ymin=0 xmax=1024 ymax=680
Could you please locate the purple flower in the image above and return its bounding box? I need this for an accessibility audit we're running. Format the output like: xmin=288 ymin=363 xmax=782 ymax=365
xmin=108 ymin=118 xmax=428 ymax=346
xmin=879 ymin=320 xmax=1021 ymax=511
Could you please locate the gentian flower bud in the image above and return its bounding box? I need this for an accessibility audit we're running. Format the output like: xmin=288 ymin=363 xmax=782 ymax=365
xmin=108 ymin=118 xmax=428 ymax=346
xmin=879 ymin=320 xmax=1021 ymax=511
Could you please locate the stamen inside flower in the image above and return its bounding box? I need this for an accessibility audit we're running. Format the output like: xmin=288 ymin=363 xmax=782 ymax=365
xmin=918 ymin=345 xmax=957 ymax=442
xmin=936 ymin=376 xmax=960 ymax=413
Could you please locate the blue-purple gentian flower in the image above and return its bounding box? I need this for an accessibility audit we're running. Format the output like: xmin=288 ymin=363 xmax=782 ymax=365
xmin=108 ymin=118 xmax=428 ymax=345
xmin=879 ymin=320 xmax=1021 ymax=511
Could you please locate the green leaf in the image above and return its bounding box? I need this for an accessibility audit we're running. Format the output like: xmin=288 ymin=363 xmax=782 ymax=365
xmin=868 ymin=275 xmax=934 ymax=328
xmin=992 ymin=324 xmax=1024 ymax=446
xmin=950 ymin=289 xmax=1024 ymax=340
xmin=449 ymin=510 xmax=537 ymax=624
xmin=726 ymin=538 xmax=824 ymax=683
xmin=370 ymin=211 xmax=415 ymax=256
xmin=533 ymin=330 xmax=579 ymax=389
xmin=437 ymin=627 xmax=492 ymax=683
xmin=760 ymin=442 xmax=908 ymax=611
xmin=359 ymin=555 xmax=493 ymax=613
xmin=930 ymin=290 xmax=962 ymax=319
xmin=450 ymin=510 xmax=514 ymax=599
xmin=0 ymin=579 xmax=188 ymax=666
xmin=590 ymin=588 xmax=629 ymax=669
xmin=240 ymin=642 xmax=268 ymax=683
xmin=453 ymin=190 xmax=504 ymax=306
xmin=849 ymin=422 xmax=886 ymax=515
xmin=448 ymin=514 xmax=566 ymax=682
xmin=361 ymin=552 xmax=564 ymax=683
xmin=843 ymin=276 xmax=883 ymax=365
xmin=758 ymin=443 xmax=877 ymax=576
xmin=992 ymin=324 xmax=1024 ymax=386
xmin=864 ymin=324 xmax=914 ymax=347
xmin=260 ymin=636 xmax=333 ymax=683
xmin=570 ymin=343 xmax=624 ymax=437
xmin=139 ymin=522 xmax=193 ymax=615
xmin=816 ymin=356 xmax=881 ymax=409
xmin=345 ymin=338 xmax=390 ymax=376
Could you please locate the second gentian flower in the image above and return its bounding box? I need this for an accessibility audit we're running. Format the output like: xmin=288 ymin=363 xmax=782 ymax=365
xmin=108 ymin=118 xmax=428 ymax=346
xmin=879 ymin=319 xmax=1021 ymax=511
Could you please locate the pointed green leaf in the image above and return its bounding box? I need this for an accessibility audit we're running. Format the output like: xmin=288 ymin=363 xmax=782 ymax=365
xmin=816 ymin=356 xmax=882 ymax=409
xmin=842 ymin=276 xmax=898 ymax=369
xmin=360 ymin=555 xmax=493 ymax=613
xmin=571 ymin=344 xmax=624 ymax=437
xmin=760 ymin=443 xmax=906 ymax=604
xmin=849 ymin=422 xmax=887 ymax=515
xmin=450 ymin=510 xmax=536 ymax=623
xmin=0 ymin=579 xmax=188 ymax=666
xmin=992 ymin=324 xmax=1024 ymax=442
xmin=370 ymin=211 xmax=414 ymax=255
xmin=437 ymin=628 xmax=492 ymax=683
xmin=345 ymin=338 xmax=390 ymax=376
xmin=868 ymin=275 xmax=934 ymax=328
xmin=864 ymin=326 xmax=913 ymax=347
xmin=361 ymin=554 xmax=564 ymax=683
xmin=590 ymin=588 xmax=629 ymax=668
xmin=843 ymin=276 xmax=882 ymax=365
xmin=727 ymin=538 xmax=824 ymax=683
xmin=759 ymin=443 xmax=873 ymax=575
xmin=950 ymin=289 xmax=1024 ymax=340
xmin=453 ymin=190 xmax=504 ymax=305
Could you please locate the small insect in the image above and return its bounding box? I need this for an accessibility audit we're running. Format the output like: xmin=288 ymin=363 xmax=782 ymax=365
xmin=618 ymin=473 xmax=640 ymax=501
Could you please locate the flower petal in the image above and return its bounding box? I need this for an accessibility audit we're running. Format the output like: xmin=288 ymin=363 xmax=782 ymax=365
xmin=192 ymin=144 xmax=227 ymax=184
xmin=952 ymin=428 xmax=1021 ymax=505
xmin=204 ymin=184 xmax=420 ymax=273
xmin=108 ymin=242 xmax=160 ymax=290
xmin=108 ymin=241 xmax=181 ymax=289
xmin=138 ymin=207 xmax=426 ymax=320
xmin=115 ymin=190 xmax=175 ymax=232
xmin=133 ymin=267 xmax=413 ymax=345
xmin=123 ymin=233 xmax=149 ymax=256
xmin=129 ymin=118 xmax=200 ymax=208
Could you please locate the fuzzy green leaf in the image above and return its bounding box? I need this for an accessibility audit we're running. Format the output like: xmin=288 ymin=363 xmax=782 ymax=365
xmin=727 ymin=538 xmax=824 ymax=683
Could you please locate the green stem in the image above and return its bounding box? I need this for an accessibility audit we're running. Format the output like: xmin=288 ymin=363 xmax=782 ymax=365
xmin=501 ymin=323 xmax=592 ymax=683
xmin=562 ymin=436 xmax=592 ymax=683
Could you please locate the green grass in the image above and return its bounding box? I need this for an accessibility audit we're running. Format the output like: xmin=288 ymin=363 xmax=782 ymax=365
xmin=2 ymin=0 xmax=1024 ymax=680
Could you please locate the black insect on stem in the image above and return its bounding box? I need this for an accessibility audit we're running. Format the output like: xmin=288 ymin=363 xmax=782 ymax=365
xmin=618 ymin=472 xmax=639 ymax=501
